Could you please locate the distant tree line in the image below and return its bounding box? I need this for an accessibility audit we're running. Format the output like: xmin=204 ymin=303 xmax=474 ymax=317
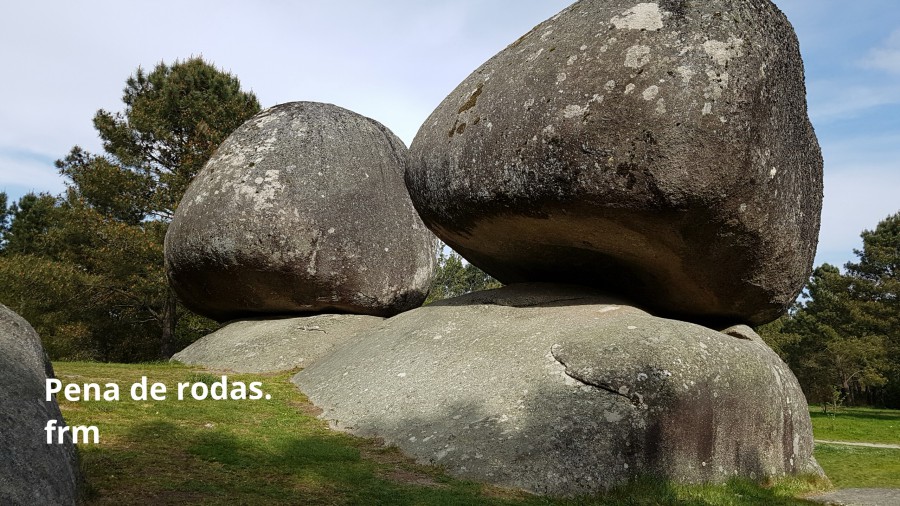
xmin=0 ymin=57 xmax=260 ymax=361
xmin=758 ymin=212 xmax=900 ymax=409
xmin=425 ymin=248 xmax=501 ymax=304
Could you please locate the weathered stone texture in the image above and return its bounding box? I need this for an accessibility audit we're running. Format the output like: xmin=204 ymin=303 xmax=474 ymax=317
xmin=0 ymin=304 xmax=79 ymax=506
xmin=166 ymin=101 xmax=437 ymax=321
xmin=294 ymin=284 xmax=822 ymax=496
xmin=172 ymin=314 xmax=383 ymax=373
xmin=407 ymin=0 xmax=823 ymax=326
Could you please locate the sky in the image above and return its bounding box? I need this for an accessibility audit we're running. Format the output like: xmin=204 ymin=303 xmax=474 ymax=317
xmin=1 ymin=0 xmax=898 ymax=269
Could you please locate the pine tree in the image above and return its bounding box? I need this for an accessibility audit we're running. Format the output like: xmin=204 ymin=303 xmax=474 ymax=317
xmin=1 ymin=57 xmax=260 ymax=361
xmin=56 ymin=57 xmax=261 ymax=358
xmin=759 ymin=212 xmax=900 ymax=407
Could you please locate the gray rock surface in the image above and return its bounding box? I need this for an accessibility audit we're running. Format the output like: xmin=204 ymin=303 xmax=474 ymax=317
xmin=172 ymin=314 xmax=384 ymax=373
xmin=0 ymin=304 xmax=80 ymax=506
xmin=407 ymin=0 xmax=823 ymax=326
xmin=294 ymin=284 xmax=822 ymax=496
xmin=808 ymin=489 xmax=900 ymax=506
xmin=166 ymin=101 xmax=437 ymax=322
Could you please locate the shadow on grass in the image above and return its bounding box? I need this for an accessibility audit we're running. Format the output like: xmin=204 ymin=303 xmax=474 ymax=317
xmin=76 ymin=419 xmax=542 ymax=506
xmin=594 ymin=476 xmax=825 ymax=506
xmin=72 ymin=417 xmax=826 ymax=506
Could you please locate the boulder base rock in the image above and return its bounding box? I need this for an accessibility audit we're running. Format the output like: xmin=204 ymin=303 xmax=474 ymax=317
xmin=172 ymin=314 xmax=383 ymax=373
xmin=294 ymin=284 xmax=822 ymax=496
xmin=407 ymin=0 xmax=823 ymax=326
xmin=1 ymin=304 xmax=80 ymax=506
xmin=166 ymin=101 xmax=437 ymax=322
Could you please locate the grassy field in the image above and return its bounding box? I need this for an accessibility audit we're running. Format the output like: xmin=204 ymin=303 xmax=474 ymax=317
xmin=809 ymin=407 xmax=900 ymax=444
xmin=54 ymin=362 xmax=879 ymax=505
xmin=814 ymin=445 xmax=900 ymax=488
xmin=808 ymin=406 xmax=900 ymax=489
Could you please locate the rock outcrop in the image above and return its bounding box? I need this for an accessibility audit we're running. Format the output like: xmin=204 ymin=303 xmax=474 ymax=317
xmin=166 ymin=101 xmax=437 ymax=322
xmin=172 ymin=314 xmax=384 ymax=373
xmin=294 ymin=284 xmax=823 ymax=496
xmin=407 ymin=0 xmax=823 ymax=326
xmin=0 ymin=304 xmax=80 ymax=506
xmin=163 ymin=1 xmax=825 ymax=497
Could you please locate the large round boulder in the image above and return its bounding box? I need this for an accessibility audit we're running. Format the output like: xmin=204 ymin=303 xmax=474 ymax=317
xmin=294 ymin=284 xmax=823 ymax=496
xmin=166 ymin=102 xmax=437 ymax=322
xmin=1 ymin=304 xmax=80 ymax=505
xmin=407 ymin=0 xmax=823 ymax=326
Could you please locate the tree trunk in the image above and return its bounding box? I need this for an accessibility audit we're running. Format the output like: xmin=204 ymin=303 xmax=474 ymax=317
xmin=842 ymin=377 xmax=854 ymax=406
xmin=159 ymin=287 xmax=178 ymax=359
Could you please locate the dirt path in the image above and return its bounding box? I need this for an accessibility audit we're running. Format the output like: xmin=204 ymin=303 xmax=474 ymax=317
xmin=815 ymin=439 xmax=900 ymax=449
xmin=807 ymin=488 xmax=900 ymax=506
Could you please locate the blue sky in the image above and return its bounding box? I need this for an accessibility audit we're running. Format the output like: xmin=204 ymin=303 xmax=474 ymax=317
xmin=1 ymin=0 xmax=898 ymax=270
xmin=777 ymin=0 xmax=900 ymax=268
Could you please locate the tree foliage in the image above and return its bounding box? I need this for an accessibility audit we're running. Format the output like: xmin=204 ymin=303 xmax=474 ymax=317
xmin=759 ymin=212 xmax=900 ymax=407
xmin=425 ymin=249 xmax=502 ymax=304
xmin=0 ymin=192 xmax=10 ymax=241
xmin=0 ymin=193 xmax=60 ymax=255
xmin=0 ymin=57 xmax=260 ymax=361
xmin=90 ymin=57 xmax=261 ymax=219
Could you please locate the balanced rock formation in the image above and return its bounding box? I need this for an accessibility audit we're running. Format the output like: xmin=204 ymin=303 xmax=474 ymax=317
xmin=294 ymin=284 xmax=822 ymax=496
xmin=166 ymin=101 xmax=437 ymax=322
xmin=1 ymin=304 xmax=80 ymax=506
xmin=172 ymin=314 xmax=384 ymax=373
xmin=407 ymin=0 xmax=823 ymax=326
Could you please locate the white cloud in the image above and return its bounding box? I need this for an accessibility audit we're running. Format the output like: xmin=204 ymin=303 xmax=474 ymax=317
xmin=807 ymin=80 xmax=900 ymax=123
xmin=804 ymin=29 xmax=900 ymax=123
xmin=0 ymin=149 xmax=66 ymax=200
xmin=862 ymin=29 xmax=900 ymax=73
xmin=0 ymin=1 xmax=571 ymax=151
xmin=820 ymin=132 xmax=900 ymax=170
xmin=815 ymin=165 xmax=900 ymax=267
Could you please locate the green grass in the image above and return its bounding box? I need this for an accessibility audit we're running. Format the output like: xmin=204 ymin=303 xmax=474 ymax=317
xmin=814 ymin=444 xmax=900 ymax=489
xmin=807 ymin=406 xmax=900 ymax=490
xmin=56 ymin=361 xmax=830 ymax=505
xmin=809 ymin=407 xmax=900 ymax=444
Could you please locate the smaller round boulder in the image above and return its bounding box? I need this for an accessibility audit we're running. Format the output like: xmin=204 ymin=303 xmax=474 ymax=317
xmin=166 ymin=102 xmax=437 ymax=322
